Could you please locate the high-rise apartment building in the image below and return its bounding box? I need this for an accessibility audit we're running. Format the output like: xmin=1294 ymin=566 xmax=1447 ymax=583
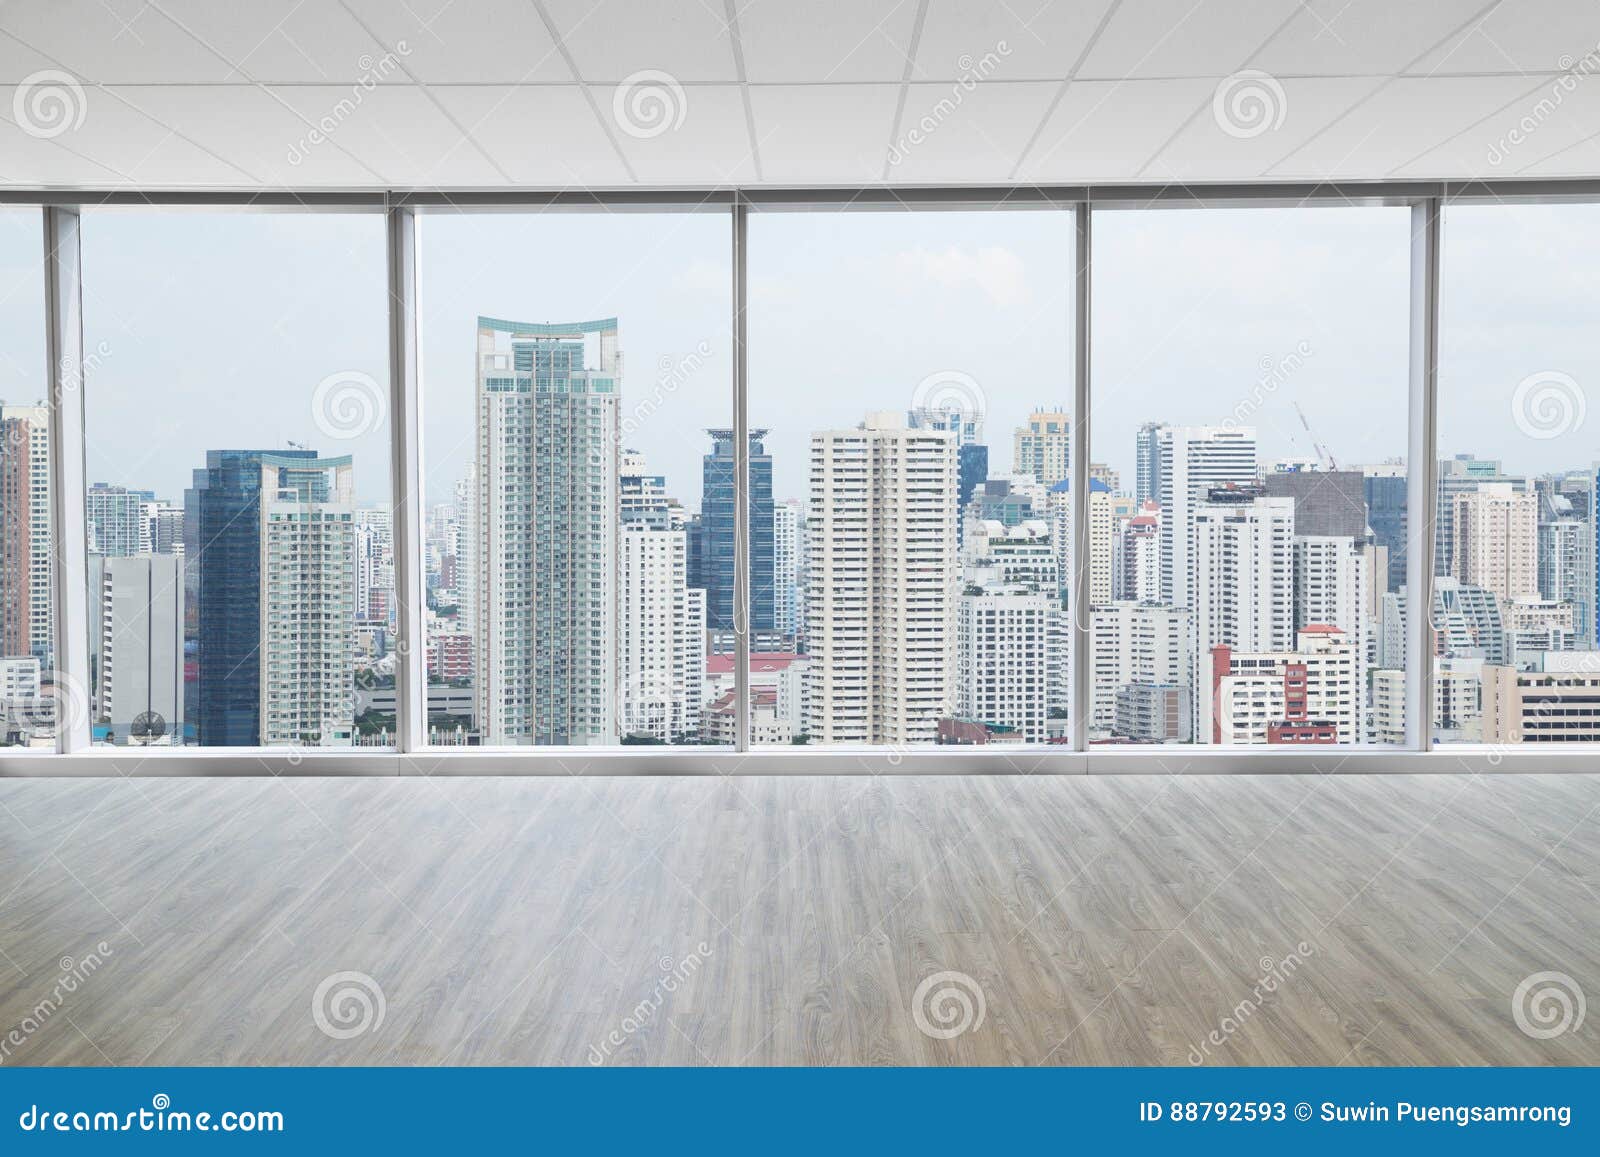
xmin=1482 ymin=652 xmax=1600 ymax=743
xmin=86 ymin=483 xmax=152 ymax=557
xmin=186 ymin=449 xmax=354 ymax=747
xmin=0 ymin=414 xmax=32 ymax=661
xmin=773 ymin=498 xmax=804 ymax=642
xmin=806 ymin=413 xmax=957 ymax=745
xmin=0 ymin=404 xmax=51 ymax=668
xmin=90 ymin=554 xmax=184 ymax=743
xmin=1539 ymin=517 xmax=1591 ymax=645
xmin=1013 ymin=409 xmax=1071 ymax=489
xmin=1434 ymin=455 xmax=1517 ymax=576
xmin=1452 ymin=482 xmax=1538 ymax=604
xmin=1359 ymin=461 xmax=1407 ymax=592
xmin=1091 ymin=601 xmax=1191 ymax=740
xmin=1156 ymin=425 xmax=1258 ymax=610
xmin=1208 ymin=626 xmax=1358 ymax=745
xmin=474 ymin=316 xmax=619 ymax=746
xmin=701 ymin=429 xmax=775 ymax=633
xmin=1113 ymin=502 xmax=1161 ymax=603
xmin=619 ymin=524 xmax=705 ymax=743
xmin=1294 ymin=535 xmax=1371 ymax=739
xmin=258 ymin=455 xmax=356 ymax=747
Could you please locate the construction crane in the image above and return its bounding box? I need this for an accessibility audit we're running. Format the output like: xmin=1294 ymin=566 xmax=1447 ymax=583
xmin=1292 ymin=400 xmax=1338 ymax=471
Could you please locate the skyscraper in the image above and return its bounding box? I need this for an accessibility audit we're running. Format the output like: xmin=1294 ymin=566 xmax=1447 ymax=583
xmin=1134 ymin=421 xmax=1165 ymax=506
xmin=773 ymin=499 xmax=803 ymax=642
xmin=0 ymin=414 xmax=32 ymax=661
xmin=1157 ymin=425 xmax=1258 ymax=611
xmin=701 ymin=429 xmax=774 ymax=633
xmin=91 ymin=554 xmax=184 ymax=743
xmin=474 ymin=316 xmax=619 ymax=746
xmin=807 ymin=413 xmax=957 ymax=745
xmin=86 ymin=483 xmax=152 ymax=557
xmin=1452 ymin=483 xmax=1539 ymax=604
xmin=186 ymin=449 xmax=353 ymax=747
xmin=0 ymin=404 xmax=51 ymax=668
xmin=619 ymin=522 xmax=705 ymax=743
xmin=1013 ymin=409 xmax=1071 ymax=489
xmin=1359 ymin=461 xmax=1407 ymax=592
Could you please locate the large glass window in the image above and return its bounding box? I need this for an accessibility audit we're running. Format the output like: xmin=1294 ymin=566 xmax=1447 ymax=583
xmin=417 ymin=210 xmax=732 ymax=748
xmin=0 ymin=208 xmax=56 ymax=750
xmin=1091 ymin=207 xmax=1410 ymax=748
xmin=749 ymin=208 xmax=1073 ymax=748
xmin=81 ymin=211 xmax=390 ymax=749
xmin=1437 ymin=204 xmax=1600 ymax=746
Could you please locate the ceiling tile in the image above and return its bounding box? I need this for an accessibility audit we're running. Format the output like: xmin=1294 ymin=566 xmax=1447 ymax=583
xmin=739 ymin=0 xmax=920 ymax=84
xmin=271 ymin=84 xmax=506 ymax=186
xmin=109 ymin=85 xmax=381 ymax=186
xmin=543 ymin=0 xmax=737 ymax=83
xmin=600 ymin=83 xmax=755 ymax=184
xmin=341 ymin=0 xmax=572 ymax=84
xmin=0 ymin=0 xmax=234 ymax=83
xmin=748 ymin=84 xmax=898 ymax=183
xmin=2 ymin=82 xmax=254 ymax=184
xmin=912 ymin=0 xmax=1118 ymax=82
xmin=1394 ymin=74 xmax=1600 ymax=177
xmin=1147 ymin=76 xmax=1384 ymax=182
xmin=0 ymin=113 xmax=125 ymax=184
xmin=1409 ymin=0 xmax=1600 ymax=75
xmin=1268 ymin=75 xmax=1538 ymax=178
xmin=1076 ymin=0 xmax=1303 ymax=80
xmin=1016 ymin=77 xmax=1216 ymax=181
xmin=429 ymin=85 xmax=629 ymax=186
xmin=1517 ymin=130 xmax=1600 ymax=176
xmin=0 ymin=26 xmax=62 ymax=83
xmin=1254 ymin=0 xmax=1478 ymax=77
xmin=888 ymin=81 xmax=1059 ymax=182
xmin=154 ymin=0 xmax=391 ymax=84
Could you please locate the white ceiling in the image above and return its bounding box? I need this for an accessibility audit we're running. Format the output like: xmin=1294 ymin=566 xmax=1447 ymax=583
xmin=1 ymin=0 xmax=1598 ymax=190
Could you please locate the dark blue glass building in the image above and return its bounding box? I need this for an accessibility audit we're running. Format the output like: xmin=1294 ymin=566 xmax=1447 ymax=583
xmin=700 ymin=429 xmax=774 ymax=632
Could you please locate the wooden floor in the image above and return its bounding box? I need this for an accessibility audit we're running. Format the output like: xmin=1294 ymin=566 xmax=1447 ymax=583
xmin=0 ymin=773 xmax=1595 ymax=1066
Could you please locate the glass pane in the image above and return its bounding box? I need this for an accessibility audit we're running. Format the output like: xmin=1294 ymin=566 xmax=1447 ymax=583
xmin=749 ymin=209 xmax=1073 ymax=748
xmin=1091 ymin=207 xmax=1409 ymax=747
xmin=0 ymin=208 xmax=55 ymax=750
xmin=418 ymin=210 xmax=732 ymax=747
xmin=82 ymin=211 xmax=391 ymax=749
xmin=1437 ymin=204 xmax=1600 ymax=745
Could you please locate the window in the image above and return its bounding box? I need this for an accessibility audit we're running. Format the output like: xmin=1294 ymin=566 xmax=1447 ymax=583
xmin=81 ymin=211 xmax=390 ymax=749
xmin=749 ymin=207 xmax=1073 ymax=748
xmin=1091 ymin=207 xmax=1410 ymax=748
xmin=1437 ymin=204 xmax=1600 ymax=746
xmin=417 ymin=209 xmax=732 ymax=748
xmin=0 ymin=208 xmax=54 ymax=750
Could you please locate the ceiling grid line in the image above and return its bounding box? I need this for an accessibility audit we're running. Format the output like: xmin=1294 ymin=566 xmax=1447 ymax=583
xmin=880 ymin=0 xmax=930 ymax=180
xmin=527 ymin=0 xmax=639 ymax=183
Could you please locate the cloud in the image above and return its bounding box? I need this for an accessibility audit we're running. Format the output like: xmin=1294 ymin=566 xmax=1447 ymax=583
xmin=893 ymin=244 xmax=1030 ymax=307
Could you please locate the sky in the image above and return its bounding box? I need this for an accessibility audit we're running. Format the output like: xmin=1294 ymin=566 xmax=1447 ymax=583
xmin=2 ymin=201 xmax=1598 ymax=519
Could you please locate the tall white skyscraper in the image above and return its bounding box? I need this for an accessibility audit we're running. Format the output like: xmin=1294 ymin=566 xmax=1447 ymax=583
xmin=454 ymin=463 xmax=477 ymax=644
xmin=1294 ymin=535 xmax=1371 ymax=740
xmin=90 ymin=554 xmax=184 ymax=743
xmin=1091 ymin=601 xmax=1191 ymax=740
xmin=1013 ymin=409 xmax=1071 ymax=489
xmin=1 ymin=404 xmax=52 ymax=668
xmin=474 ymin=316 xmax=619 ymax=746
xmin=773 ymin=499 xmax=802 ymax=641
xmin=956 ymin=519 xmax=1058 ymax=743
xmin=619 ymin=525 xmax=705 ymax=743
xmin=258 ymin=456 xmax=357 ymax=748
xmin=1452 ymin=482 xmax=1539 ymax=604
xmin=806 ymin=412 xmax=956 ymax=745
xmin=1157 ymin=425 xmax=1258 ymax=611
xmin=1191 ymin=494 xmax=1295 ymax=738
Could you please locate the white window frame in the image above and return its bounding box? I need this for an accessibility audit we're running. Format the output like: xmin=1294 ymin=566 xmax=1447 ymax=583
xmin=0 ymin=181 xmax=1593 ymax=774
